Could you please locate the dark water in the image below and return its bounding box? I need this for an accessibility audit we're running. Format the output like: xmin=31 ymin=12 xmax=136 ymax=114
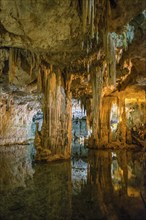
xmin=0 ymin=145 xmax=145 ymax=220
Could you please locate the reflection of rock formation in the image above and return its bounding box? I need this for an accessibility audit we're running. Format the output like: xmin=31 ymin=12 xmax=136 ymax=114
xmin=32 ymin=161 xmax=72 ymax=220
xmin=0 ymin=145 xmax=34 ymax=191
xmin=0 ymin=147 xmax=145 ymax=220
xmin=72 ymin=150 xmax=145 ymax=220
xmin=1 ymin=159 xmax=72 ymax=220
xmin=87 ymin=151 xmax=118 ymax=220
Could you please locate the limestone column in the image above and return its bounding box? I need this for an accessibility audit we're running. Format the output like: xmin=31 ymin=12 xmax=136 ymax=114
xmin=100 ymin=96 xmax=113 ymax=146
xmin=100 ymin=97 xmax=109 ymax=145
xmin=117 ymin=98 xmax=127 ymax=145
xmin=65 ymin=74 xmax=73 ymax=158
xmin=35 ymin=67 xmax=72 ymax=161
xmin=89 ymin=67 xmax=103 ymax=147
xmin=85 ymin=97 xmax=92 ymax=134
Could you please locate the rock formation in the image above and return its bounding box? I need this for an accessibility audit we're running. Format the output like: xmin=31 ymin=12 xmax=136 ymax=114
xmin=0 ymin=0 xmax=145 ymax=161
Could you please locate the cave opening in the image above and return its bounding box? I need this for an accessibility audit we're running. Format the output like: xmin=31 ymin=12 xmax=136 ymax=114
xmin=31 ymin=110 xmax=43 ymax=137
xmin=72 ymin=99 xmax=88 ymax=158
xmin=110 ymin=103 xmax=119 ymax=141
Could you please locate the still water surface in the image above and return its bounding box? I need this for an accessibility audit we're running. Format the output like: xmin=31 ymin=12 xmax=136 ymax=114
xmin=0 ymin=145 xmax=145 ymax=220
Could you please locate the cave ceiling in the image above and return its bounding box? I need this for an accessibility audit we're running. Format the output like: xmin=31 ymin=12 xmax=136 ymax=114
xmin=0 ymin=0 xmax=146 ymax=100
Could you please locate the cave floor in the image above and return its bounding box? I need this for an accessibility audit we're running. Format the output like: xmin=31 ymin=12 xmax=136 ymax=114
xmin=0 ymin=145 xmax=145 ymax=220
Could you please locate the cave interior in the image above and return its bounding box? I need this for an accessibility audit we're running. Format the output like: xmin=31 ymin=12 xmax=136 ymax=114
xmin=0 ymin=1 xmax=146 ymax=219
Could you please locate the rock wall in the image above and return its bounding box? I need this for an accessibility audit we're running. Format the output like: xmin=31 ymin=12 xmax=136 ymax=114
xmin=0 ymin=93 xmax=41 ymax=145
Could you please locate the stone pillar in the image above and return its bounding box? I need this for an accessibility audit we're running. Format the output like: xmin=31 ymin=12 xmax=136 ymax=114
xmin=35 ymin=67 xmax=72 ymax=161
xmin=100 ymin=97 xmax=110 ymax=145
xmin=65 ymin=74 xmax=73 ymax=158
xmin=117 ymin=98 xmax=127 ymax=145
xmin=100 ymin=96 xmax=113 ymax=146
xmin=85 ymin=97 xmax=92 ymax=133
xmin=89 ymin=67 xmax=103 ymax=147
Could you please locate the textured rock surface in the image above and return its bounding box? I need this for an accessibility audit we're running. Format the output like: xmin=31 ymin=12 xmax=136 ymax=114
xmin=0 ymin=91 xmax=41 ymax=145
xmin=0 ymin=0 xmax=146 ymax=160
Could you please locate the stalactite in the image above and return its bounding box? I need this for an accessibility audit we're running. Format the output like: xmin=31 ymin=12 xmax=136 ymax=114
xmin=14 ymin=48 xmax=18 ymax=64
xmin=81 ymin=41 xmax=84 ymax=50
xmin=9 ymin=48 xmax=13 ymax=82
xmin=86 ymin=41 xmax=89 ymax=54
xmin=82 ymin=0 xmax=88 ymax=33
xmin=102 ymin=0 xmax=116 ymax=87
xmin=9 ymin=48 xmax=16 ymax=83
xmin=107 ymin=0 xmax=111 ymax=18
xmin=82 ymin=0 xmax=96 ymax=39
xmin=96 ymin=31 xmax=99 ymax=44
xmin=87 ymin=62 xmax=90 ymax=73
xmin=49 ymin=93 xmax=51 ymax=137
xmin=122 ymin=32 xmax=128 ymax=51
xmin=107 ymin=33 xmax=116 ymax=86
xmin=88 ymin=0 xmax=91 ymax=25
xmin=91 ymin=0 xmax=95 ymax=38
xmin=37 ymin=68 xmax=43 ymax=92
xmin=86 ymin=97 xmax=92 ymax=135
xmin=83 ymin=59 xmax=86 ymax=68
xmin=30 ymin=52 xmax=35 ymax=78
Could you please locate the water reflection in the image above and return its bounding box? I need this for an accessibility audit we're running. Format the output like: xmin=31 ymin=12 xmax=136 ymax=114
xmin=72 ymin=159 xmax=87 ymax=195
xmin=0 ymin=146 xmax=145 ymax=220
xmin=81 ymin=150 xmax=145 ymax=220
xmin=0 ymin=145 xmax=34 ymax=191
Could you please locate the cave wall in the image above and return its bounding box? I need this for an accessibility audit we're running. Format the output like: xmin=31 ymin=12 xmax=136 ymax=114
xmin=0 ymin=93 xmax=41 ymax=145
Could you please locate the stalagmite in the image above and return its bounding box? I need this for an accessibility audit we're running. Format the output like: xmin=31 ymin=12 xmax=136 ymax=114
xmin=107 ymin=33 xmax=116 ymax=86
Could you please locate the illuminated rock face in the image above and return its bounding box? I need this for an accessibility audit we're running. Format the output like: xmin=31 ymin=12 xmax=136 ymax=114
xmin=0 ymin=93 xmax=41 ymax=145
xmin=87 ymin=88 xmax=145 ymax=148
